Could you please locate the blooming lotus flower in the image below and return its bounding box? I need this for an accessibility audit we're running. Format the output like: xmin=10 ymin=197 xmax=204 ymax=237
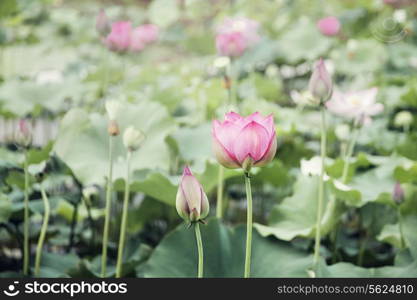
xmin=326 ymin=88 xmax=383 ymax=125
xmin=317 ymin=16 xmax=341 ymax=37
xmin=105 ymin=21 xmax=132 ymax=52
xmin=216 ymin=32 xmax=246 ymax=57
xmin=212 ymin=112 xmax=277 ymax=171
xmin=215 ymin=17 xmax=260 ymax=57
xmin=96 ymin=9 xmax=110 ymax=37
xmin=309 ymin=58 xmax=333 ymax=103
xmin=176 ymin=166 xmax=209 ymax=222
xmin=130 ymin=24 xmax=159 ymax=52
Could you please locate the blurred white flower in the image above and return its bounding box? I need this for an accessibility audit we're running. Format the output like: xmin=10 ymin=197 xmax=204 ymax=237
xmin=326 ymin=88 xmax=383 ymax=125
xmin=394 ymin=111 xmax=413 ymax=128
xmin=290 ymin=90 xmax=319 ymax=106
xmin=213 ymin=56 xmax=231 ymax=69
xmin=300 ymin=156 xmax=329 ymax=180
xmin=105 ymin=101 xmax=122 ymax=120
xmin=335 ymin=124 xmax=351 ymax=141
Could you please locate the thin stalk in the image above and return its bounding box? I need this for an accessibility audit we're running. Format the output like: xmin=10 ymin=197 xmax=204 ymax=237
xmin=116 ymin=151 xmax=132 ymax=278
xmin=34 ymin=187 xmax=50 ymax=277
xmin=313 ymin=107 xmax=327 ymax=269
xmin=23 ymin=151 xmax=29 ymax=276
xmin=244 ymin=172 xmax=253 ymax=278
xmin=67 ymin=202 xmax=78 ymax=252
xmin=398 ymin=211 xmax=406 ymax=248
xmin=341 ymin=125 xmax=360 ymax=183
xmin=357 ymin=233 xmax=368 ymax=266
xmin=101 ymin=136 xmax=114 ymax=277
xmin=194 ymin=223 xmax=204 ymax=278
xmin=216 ymin=166 xmax=224 ymax=219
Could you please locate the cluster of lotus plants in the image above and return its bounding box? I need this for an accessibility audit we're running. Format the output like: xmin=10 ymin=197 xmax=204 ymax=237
xmin=0 ymin=0 xmax=416 ymax=278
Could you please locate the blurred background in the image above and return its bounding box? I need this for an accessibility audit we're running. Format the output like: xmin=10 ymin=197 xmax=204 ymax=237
xmin=0 ymin=0 xmax=417 ymax=277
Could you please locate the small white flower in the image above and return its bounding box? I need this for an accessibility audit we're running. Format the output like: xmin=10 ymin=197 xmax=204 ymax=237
xmin=105 ymin=101 xmax=122 ymax=120
xmin=213 ymin=56 xmax=231 ymax=69
xmin=300 ymin=156 xmax=330 ymax=180
xmin=290 ymin=90 xmax=319 ymax=106
xmin=123 ymin=126 xmax=145 ymax=151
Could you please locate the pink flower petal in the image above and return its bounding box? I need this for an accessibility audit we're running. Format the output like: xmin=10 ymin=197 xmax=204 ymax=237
xmin=233 ymin=121 xmax=270 ymax=163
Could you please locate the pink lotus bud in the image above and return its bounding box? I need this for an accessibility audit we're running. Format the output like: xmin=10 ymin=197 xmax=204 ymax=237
xmin=326 ymin=88 xmax=383 ymax=126
xmin=16 ymin=119 xmax=32 ymax=147
xmin=392 ymin=182 xmax=404 ymax=204
xmin=176 ymin=166 xmax=209 ymax=222
xmin=308 ymin=58 xmax=333 ymax=103
xmin=317 ymin=16 xmax=341 ymax=37
xmin=96 ymin=9 xmax=111 ymax=37
xmin=212 ymin=112 xmax=277 ymax=172
xmin=104 ymin=21 xmax=132 ymax=52
xmin=130 ymin=24 xmax=159 ymax=52
xmin=216 ymin=32 xmax=247 ymax=58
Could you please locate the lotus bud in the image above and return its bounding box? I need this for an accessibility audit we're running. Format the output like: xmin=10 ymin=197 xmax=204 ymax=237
xmin=212 ymin=112 xmax=277 ymax=172
xmin=308 ymin=58 xmax=333 ymax=103
xmin=123 ymin=126 xmax=145 ymax=152
xmin=96 ymin=9 xmax=111 ymax=37
xmin=107 ymin=120 xmax=120 ymax=136
xmin=317 ymin=16 xmax=341 ymax=37
xmin=394 ymin=111 xmax=413 ymax=128
xmin=393 ymin=182 xmax=404 ymax=205
xmin=15 ymin=119 xmax=32 ymax=147
xmin=176 ymin=166 xmax=209 ymax=223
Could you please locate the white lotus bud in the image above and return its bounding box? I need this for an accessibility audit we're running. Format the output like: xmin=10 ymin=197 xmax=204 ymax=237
xmin=123 ymin=126 xmax=145 ymax=151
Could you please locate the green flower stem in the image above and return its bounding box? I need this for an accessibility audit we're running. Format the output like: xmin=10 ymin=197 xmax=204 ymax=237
xmin=398 ymin=211 xmax=406 ymax=248
xmin=341 ymin=125 xmax=360 ymax=183
xmin=23 ymin=151 xmax=30 ymax=276
xmin=313 ymin=107 xmax=327 ymax=269
xmin=116 ymin=150 xmax=132 ymax=278
xmin=34 ymin=186 xmax=50 ymax=277
xmin=244 ymin=172 xmax=253 ymax=278
xmin=216 ymin=166 xmax=224 ymax=219
xmin=194 ymin=222 xmax=204 ymax=278
xmin=101 ymin=136 xmax=114 ymax=278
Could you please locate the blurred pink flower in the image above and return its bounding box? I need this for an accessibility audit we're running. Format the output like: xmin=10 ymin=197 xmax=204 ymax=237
xmin=176 ymin=166 xmax=209 ymax=222
xmin=104 ymin=21 xmax=159 ymax=53
xmin=309 ymin=58 xmax=333 ymax=102
xmin=216 ymin=32 xmax=246 ymax=57
xmin=326 ymin=88 xmax=383 ymax=125
xmin=212 ymin=112 xmax=277 ymax=170
xmin=130 ymin=24 xmax=159 ymax=52
xmin=317 ymin=16 xmax=341 ymax=37
xmin=215 ymin=17 xmax=261 ymax=57
xmin=105 ymin=21 xmax=132 ymax=52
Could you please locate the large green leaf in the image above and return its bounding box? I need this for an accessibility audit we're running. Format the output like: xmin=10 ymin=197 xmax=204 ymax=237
xmin=277 ymin=18 xmax=332 ymax=64
xmin=255 ymin=175 xmax=340 ymax=241
xmin=143 ymin=219 xmax=313 ymax=277
xmin=54 ymin=100 xmax=177 ymax=186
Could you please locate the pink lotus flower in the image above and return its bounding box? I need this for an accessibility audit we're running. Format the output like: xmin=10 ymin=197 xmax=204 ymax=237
xmin=105 ymin=21 xmax=132 ymax=52
xmin=176 ymin=166 xmax=209 ymax=222
xmin=215 ymin=17 xmax=261 ymax=57
xmin=216 ymin=32 xmax=246 ymax=58
xmin=130 ymin=24 xmax=159 ymax=52
xmin=309 ymin=58 xmax=333 ymax=102
xmin=317 ymin=16 xmax=341 ymax=37
xmin=326 ymin=88 xmax=383 ymax=125
xmin=212 ymin=112 xmax=277 ymax=170
xmin=96 ymin=9 xmax=110 ymax=37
